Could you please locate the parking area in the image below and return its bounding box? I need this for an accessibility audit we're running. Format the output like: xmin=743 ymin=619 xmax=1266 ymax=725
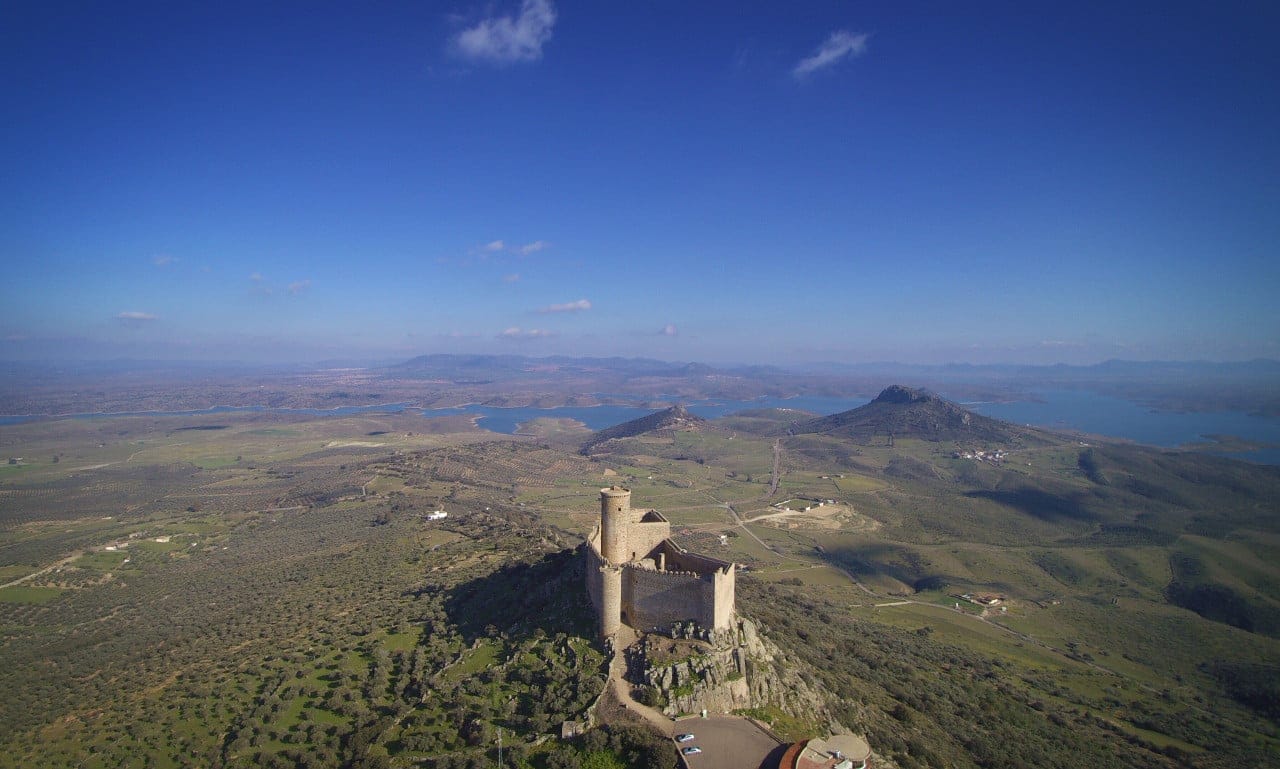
xmin=674 ymin=716 xmax=786 ymax=769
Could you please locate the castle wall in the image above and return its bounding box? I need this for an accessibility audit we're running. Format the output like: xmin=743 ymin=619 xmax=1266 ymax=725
xmin=586 ymin=526 xmax=623 ymax=638
xmin=585 ymin=527 xmax=604 ymax=618
xmin=628 ymin=521 xmax=671 ymax=561
xmin=623 ymin=565 xmax=714 ymax=629
xmin=657 ymin=540 xmax=732 ymax=573
xmin=711 ymin=565 xmax=735 ymax=629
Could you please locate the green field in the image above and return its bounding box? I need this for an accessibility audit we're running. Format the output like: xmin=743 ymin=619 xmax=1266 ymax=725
xmin=0 ymin=407 xmax=1277 ymax=769
xmin=0 ymin=585 xmax=62 ymax=604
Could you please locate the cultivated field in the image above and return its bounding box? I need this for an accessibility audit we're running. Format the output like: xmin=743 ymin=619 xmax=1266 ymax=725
xmin=1 ymin=409 xmax=1278 ymax=768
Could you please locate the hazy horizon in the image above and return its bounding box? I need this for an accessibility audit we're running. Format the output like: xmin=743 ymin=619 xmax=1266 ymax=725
xmin=4 ymin=351 xmax=1280 ymax=374
xmin=4 ymin=3 xmax=1278 ymax=365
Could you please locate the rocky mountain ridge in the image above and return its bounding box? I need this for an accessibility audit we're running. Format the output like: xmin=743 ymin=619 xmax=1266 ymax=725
xmin=794 ymin=384 xmax=1035 ymax=444
xmin=580 ymin=405 xmax=707 ymax=454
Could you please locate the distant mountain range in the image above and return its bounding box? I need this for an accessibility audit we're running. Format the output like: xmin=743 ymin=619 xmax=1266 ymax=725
xmin=790 ymin=358 xmax=1280 ymax=379
xmin=381 ymin=355 xmax=1280 ymax=417
xmin=387 ymin=354 xmax=783 ymax=382
xmin=5 ymin=354 xmax=1279 ymax=418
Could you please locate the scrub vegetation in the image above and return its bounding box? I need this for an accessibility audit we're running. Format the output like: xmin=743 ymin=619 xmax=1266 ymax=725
xmin=1 ymin=395 xmax=1277 ymax=768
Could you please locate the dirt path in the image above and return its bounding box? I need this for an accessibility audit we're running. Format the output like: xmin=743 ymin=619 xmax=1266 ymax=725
xmin=767 ymin=439 xmax=782 ymax=497
xmin=605 ymin=626 xmax=674 ymax=736
xmin=719 ymin=502 xmax=821 ymax=567
xmin=0 ymin=552 xmax=82 ymax=589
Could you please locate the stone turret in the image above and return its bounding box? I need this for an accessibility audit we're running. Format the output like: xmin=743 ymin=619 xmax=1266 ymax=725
xmin=599 ymin=486 xmax=630 ymax=564
xmin=599 ymin=565 xmax=622 ymax=638
xmin=586 ymin=484 xmax=734 ymax=641
xmin=597 ymin=487 xmax=632 ymax=638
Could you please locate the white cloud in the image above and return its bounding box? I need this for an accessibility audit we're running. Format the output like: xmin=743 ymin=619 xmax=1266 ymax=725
xmin=288 ymin=279 xmax=312 ymax=295
xmin=152 ymin=254 xmax=176 ymax=267
xmin=659 ymin=324 xmax=678 ymax=337
xmin=539 ymin=298 xmax=591 ymax=313
xmin=518 ymin=240 xmax=549 ymax=255
xmin=454 ymin=0 xmax=557 ymax=65
xmin=498 ymin=326 xmax=555 ymax=339
xmin=484 ymin=240 xmax=506 ymax=252
xmin=503 ymin=273 xmax=521 ymax=283
xmin=249 ymin=272 xmax=264 ymax=281
xmin=793 ymin=30 xmax=869 ymax=79
xmin=116 ymin=311 xmax=158 ymax=322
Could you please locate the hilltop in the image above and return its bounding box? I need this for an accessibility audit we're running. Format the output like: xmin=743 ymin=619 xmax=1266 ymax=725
xmin=794 ymin=384 xmax=1032 ymax=444
xmin=580 ymin=405 xmax=707 ymax=454
xmin=3 ymin=390 xmax=1280 ymax=769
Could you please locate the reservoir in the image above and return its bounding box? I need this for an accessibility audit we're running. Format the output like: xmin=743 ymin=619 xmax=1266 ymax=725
xmin=964 ymin=390 xmax=1280 ymax=465
xmin=4 ymin=391 xmax=1278 ymax=464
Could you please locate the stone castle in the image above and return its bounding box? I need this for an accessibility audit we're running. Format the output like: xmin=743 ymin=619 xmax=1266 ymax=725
xmin=585 ymin=486 xmax=735 ymax=639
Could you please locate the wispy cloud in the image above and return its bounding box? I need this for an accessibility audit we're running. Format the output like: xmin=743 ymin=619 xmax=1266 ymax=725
xmin=248 ymin=272 xmax=275 ymax=297
xmin=503 ymin=273 xmax=521 ymax=283
xmin=116 ymin=311 xmax=158 ymax=322
xmin=498 ymin=326 xmax=555 ymax=339
xmin=152 ymin=254 xmax=177 ymax=267
xmin=453 ymin=238 xmax=550 ymax=264
xmin=454 ymin=0 xmax=557 ymax=66
xmin=659 ymin=324 xmax=678 ymax=337
xmin=288 ymin=279 xmax=312 ymax=295
xmin=793 ymin=30 xmax=869 ymax=79
xmin=539 ymin=298 xmax=591 ymax=313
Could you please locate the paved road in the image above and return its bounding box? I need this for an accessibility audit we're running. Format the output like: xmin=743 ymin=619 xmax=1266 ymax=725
xmin=674 ymin=716 xmax=784 ymax=769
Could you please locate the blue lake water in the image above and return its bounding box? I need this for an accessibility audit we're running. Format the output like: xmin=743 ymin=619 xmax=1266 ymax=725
xmin=4 ymin=391 xmax=1278 ymax=464
xmin=0 ymin=397 xmax=871 ymax=431
xmin=463 ymin=396 xmax=873 ymax=433
xmin=963 ymin=390 xmax=1280 ymax=465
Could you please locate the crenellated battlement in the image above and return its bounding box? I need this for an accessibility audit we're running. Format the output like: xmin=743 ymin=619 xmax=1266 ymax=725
xmin=585 ymin=486 xmax=735 ymax=640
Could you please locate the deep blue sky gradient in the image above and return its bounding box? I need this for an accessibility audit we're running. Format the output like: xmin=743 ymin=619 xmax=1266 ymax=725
xmin=3 ymin=1 xmax=1277 ymax=364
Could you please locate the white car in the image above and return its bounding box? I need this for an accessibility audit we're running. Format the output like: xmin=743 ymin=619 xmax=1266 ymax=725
xmin=676 ymin=734 xmax=696 ymax=742
xmin=681 ymin=746 xmax=702 ymax=755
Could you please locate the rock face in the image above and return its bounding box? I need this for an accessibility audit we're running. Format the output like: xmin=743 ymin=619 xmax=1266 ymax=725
xmin=626 ymin=619 xmax=834 ymax=725
xmin=794 ymin=385 xmax=1029 ymax=444
xmin=581 ymin=405 xmax=707 ymax=454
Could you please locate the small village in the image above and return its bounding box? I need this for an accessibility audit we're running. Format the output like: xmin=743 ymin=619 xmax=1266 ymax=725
xmin=951 ymin=448 xmax=1007 ymax=464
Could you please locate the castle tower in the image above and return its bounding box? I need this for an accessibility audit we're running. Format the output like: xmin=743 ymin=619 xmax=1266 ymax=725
xmin=599 ymin=486 xmax=630 ymax=565
xmin=599 ymin=565 xmax=622 ymax=638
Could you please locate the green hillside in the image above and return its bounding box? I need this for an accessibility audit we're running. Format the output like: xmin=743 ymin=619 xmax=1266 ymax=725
xmin=0 ymin=401 xmax=1277 ymax=768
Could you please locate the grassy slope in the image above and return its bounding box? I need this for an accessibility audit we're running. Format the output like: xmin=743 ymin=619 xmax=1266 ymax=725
xmin=1 ymin=411 xmax=1277 ymax=768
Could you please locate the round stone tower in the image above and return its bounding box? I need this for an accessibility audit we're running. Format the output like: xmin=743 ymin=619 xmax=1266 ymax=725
xmin=599 ymin=565 xmax=622 ymax=638
xmin=599 ymin=485 xmax=631 ymax=565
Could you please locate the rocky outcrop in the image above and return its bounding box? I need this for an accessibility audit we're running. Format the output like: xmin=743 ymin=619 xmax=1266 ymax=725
xmin=626 ymin=619 xmax=834 ymax=725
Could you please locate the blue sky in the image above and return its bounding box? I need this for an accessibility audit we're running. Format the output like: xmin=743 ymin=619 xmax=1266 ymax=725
xmin=2 ymin=1 xmax=1278 ymax=365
